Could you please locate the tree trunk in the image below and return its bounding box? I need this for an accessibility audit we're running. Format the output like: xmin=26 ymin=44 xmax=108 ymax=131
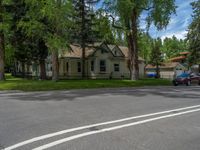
xmin=198 ymin=64 xmax=200 ymax=73
xmin=156 ymin=63 xmax=160 ymax=78
xmin=81 ymin=0 xmax=86 ymax=79
xmin=82 ymin=46 xmax=86 ymax=78
xmin=52 ymin=51 xmax=59 ymax=81
xmin=21 ymin=62 xmax=25 ymax=78
xmin=127 ymin=33 xmax=135 ymax=80
xmin=51 ymin=0 xmax=61 ymax=81
xmin=0 ymin=31 xmax=5 ymax=80
xmin=127 ymin=9 xmax=140 ymax=80
xmin=39 ymin=59 xmax=46 ymax=80
xmin=131 ymin=9 xmax=139 ymax=80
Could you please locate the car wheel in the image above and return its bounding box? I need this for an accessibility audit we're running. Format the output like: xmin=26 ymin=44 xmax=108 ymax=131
xmin=186 ymin=80 xmax=191 ymax=86
xmin=173 ymin=81 xmax=178 ymax=86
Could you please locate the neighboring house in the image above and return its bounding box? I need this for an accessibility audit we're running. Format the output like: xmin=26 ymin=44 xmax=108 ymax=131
xmin=169 ymin=52 xmax=190 ymax=63
xmin=13 ymin=61 xmax=40 ymax=78
xmin=145 ymin=62 xmax=187 ymax=79
xmin=16 ymin=42 xmax=145 ymax=79
xmin=170 ymin=51 xmax=200 ymax=74
xmin=191 ymin=65 xmax=200 ymax=74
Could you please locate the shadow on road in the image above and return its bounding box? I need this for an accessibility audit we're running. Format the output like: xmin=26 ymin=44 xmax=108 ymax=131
xmin=1 ymin=86 xmax=200 ymax=102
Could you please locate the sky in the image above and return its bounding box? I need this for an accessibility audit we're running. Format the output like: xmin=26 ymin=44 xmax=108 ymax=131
xmin=142 ymin=0 xmax=197 ymax=40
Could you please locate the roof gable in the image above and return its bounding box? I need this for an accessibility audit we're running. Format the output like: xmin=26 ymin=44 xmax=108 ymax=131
xmin=112 ymin=45 xmax=125 ymax=57
xmin=61 ymin=43 xmax=145 ymax=62
xmin=61 ymin=44 xmax=95 ymax=58
xmin=91 ymin=42 xmax=114 ymax=57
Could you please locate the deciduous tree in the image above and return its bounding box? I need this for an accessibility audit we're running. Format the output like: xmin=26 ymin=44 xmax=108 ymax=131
xmin=150 ymin=38 xmax=163 ymax=78
xmin=187 ymin=0 xmax=200 ymax=72
xmin=104 ymin=0 xmax=176 ymax=80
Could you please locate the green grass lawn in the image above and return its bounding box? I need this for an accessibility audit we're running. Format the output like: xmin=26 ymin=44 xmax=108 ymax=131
xmin=0 ymin=74 xmax=172 ymax=91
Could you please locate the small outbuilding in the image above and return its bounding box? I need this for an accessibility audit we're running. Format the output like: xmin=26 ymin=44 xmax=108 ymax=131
xmin=145 ymin=62 xmax=187 ymax=79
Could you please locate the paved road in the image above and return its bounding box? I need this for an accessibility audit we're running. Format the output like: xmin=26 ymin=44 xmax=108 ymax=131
xmin=0 ymin=86 xmax=200 ymax=150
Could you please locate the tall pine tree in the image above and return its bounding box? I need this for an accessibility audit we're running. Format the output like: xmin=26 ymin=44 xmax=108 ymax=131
xmin=19 ymin=0 xmax=73 ymax=81
xmin=72 ymin=0 xmax=100 ymax=78
xmin=9 ymin=0 xmax=32 ymax=77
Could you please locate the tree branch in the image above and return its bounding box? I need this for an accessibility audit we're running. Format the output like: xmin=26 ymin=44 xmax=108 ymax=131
xmin=107 ymin=14 xmax=126 ymax=31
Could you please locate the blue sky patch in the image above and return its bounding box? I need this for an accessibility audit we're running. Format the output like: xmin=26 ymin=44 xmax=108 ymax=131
xmin=142 ymin=0 xmax=196 ymax=40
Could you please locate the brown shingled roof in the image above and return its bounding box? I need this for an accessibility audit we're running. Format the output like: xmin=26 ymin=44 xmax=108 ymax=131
xmin=146 ymin=62 xmax=182 ymax=69
xmin=169 ymin=56 xmax=187 ymax=61
xmin=61 ymin=44 xmax=95 ymax=58
xmin=61 ymin=44 xmax=144 ymax=61
xmin=118 ymin=46 xmax=144 ymax=61
xmin=179 ymin=52 xmax=190 ymax=55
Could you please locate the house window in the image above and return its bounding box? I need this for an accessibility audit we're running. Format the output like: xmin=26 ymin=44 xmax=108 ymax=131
xmin=66 ymin=62 xmax=69 ymax=72
xmin=101 ymin=47 xmax=108 ymax=54
xmin=77 ymin=62 xmax=81 ymax=73
xmin=101 ymin=49 xmax=106 ymax=54
xmin=114 ymin=64 xmax=120 ymax=72
xmin=100 ymin=60 xmax=106 ymax=72
xmin=91 ymin=61 xmax=94 ymax=71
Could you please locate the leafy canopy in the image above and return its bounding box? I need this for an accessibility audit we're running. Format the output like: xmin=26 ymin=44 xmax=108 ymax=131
xmin=187 ymin=0 xmax=200 ymax=64
xmin=104 ymin=0 xmax=176 ymax=31
xmin=19 ymin=0 xmax=73 ymax=51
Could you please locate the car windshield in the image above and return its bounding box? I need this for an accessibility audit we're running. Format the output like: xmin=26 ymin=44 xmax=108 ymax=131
xmin=177 ymin=73 xmax=190 ymax=78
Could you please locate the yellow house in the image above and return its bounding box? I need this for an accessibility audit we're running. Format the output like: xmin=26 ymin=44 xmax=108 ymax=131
xmin=46 ymin=42 xmax=145 ymax=79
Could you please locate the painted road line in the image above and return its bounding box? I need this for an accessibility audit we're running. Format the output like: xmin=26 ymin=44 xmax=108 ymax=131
xmin=3 ymin=104 xmax=200 ymax=150
xmin=33 ymin=108 xmax=200 ymax=150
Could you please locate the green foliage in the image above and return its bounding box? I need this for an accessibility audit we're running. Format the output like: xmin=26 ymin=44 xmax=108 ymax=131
xmin=95 ymin=9 xmax=116 ymax=44
xmin=70 ymin=0 xmax=101 ymax=45
xmin=15 ymin=0 xmax=73 ymax=80
xmin=187 ymin=0 xmax=200 ymax=65
xmin=146 ymin=0 xmax=176 ymax=30
xmin=104 ymin=0 xmax=176 ymax=80
xmin=105 ymin=0 xmax=176 ymax=31
xmin=138 ymin=32 xmax=153 ymax=64
xmin=21 ymin=0 xmax=73 ymax=51
xmin=150 ymin=38 xmax=163 ymax=78
xmin=5 ymin=43 xmax=14 ymax=67
xmin=161 ymin=36 xmax=188 ymax=60
xmin=7 ymin=0 xmax=34 ymax=64
xmin=1 ymin=0 xmax=178 ymax=81
xmin=70 ymin=0 xmax=101 ymax=78
xmin=150 ymin=38 xmax=163 ymax=65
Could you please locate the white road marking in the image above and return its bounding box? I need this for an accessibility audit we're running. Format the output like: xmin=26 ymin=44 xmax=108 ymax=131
xmin=33 ymin=108 xmax=200 ymax=150
xmin=3 ymin=104 xmax=200 ymax=150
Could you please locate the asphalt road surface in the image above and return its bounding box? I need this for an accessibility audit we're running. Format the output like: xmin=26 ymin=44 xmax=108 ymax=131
xmin=0 ymin=86 xmax=200 ymax=150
